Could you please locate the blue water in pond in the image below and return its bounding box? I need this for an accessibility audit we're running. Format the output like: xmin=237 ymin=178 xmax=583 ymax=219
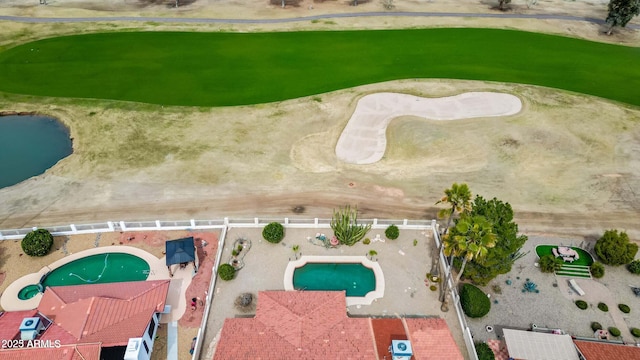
xmin=0 ymin=115 xmax=72 ymax=188
xmin=293 ymin=263 xmax=376 ymax=297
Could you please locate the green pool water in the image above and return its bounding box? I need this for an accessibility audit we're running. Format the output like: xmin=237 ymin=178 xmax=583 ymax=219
xmin=293 ymin=263 xmax=375 ymax=297
xmin=19 ymin=253 xmax=150 ymax=300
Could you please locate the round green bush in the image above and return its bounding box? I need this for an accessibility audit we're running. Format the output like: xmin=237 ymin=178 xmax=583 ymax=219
xmin=385 ymin=224 xmax=400 ymax=240
xmin=628 ymin=260 xmax=640 ymax=274
xmin=539 ymin=254 xmax=563 ymax=273
xmin=591 ymin=322 xmax=602 ymax=331
xmin=218 ymin=264 xmax=236 ymax=281
xmin=631 ymin=328 xmax=640 ymax=337
xmin=575 ymin=300 xmax=588 ymax=310
xmin=609 ymin=327 xmax=621 ymax=337
xmin=474 ymin=342 xmax=495 ymax=360
xmin=262 ymin=222 xmax=285 ymax=244
xmin=598 ymin=302 xmax=609 ymax=312
xmin=618 ymin=304 xmax=631 ymax=313
xmin=591 ymin=262 xmax=605 ymax=278
xmin=363 ymin=238 xmax=371 ymax=245
xmin=460 ymin=283 xmax=491 ymax=318
xmin=21 ymin=229 xmax=54 ymax=257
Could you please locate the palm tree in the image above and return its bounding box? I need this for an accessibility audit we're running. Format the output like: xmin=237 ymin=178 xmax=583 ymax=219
xmin=444 ymin=214 xmax=497 ymax=284
xmin=431 ymin=183 xmax=473 ymax=279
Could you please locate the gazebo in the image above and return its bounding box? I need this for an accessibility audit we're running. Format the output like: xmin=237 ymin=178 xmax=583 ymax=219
xmin=165 ymin=237 xmax=198 ymax=277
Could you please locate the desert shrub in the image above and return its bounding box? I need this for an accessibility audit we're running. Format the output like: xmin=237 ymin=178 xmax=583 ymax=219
xmin=575 ymin=300 xmax=588 ymax=310
xmin=218 ymin=264 xmax=236 ymax=281
xmin=591 ymin=262 xmax=605 ymax=278
xmin=628 ymin=260 xmax=640 ymax=274
xmin=460 ymin=283 xmax=491 ymax=318
xmin=232 ymin=250 xmax=239 ymax=257
xmin=591 ymin=322 xmax=602 ymax=331
xmin=429 ymin=285 xmax=437 ymax=291
xmin=619 ymin=304 xmax=631 ymax=313
xmin=598 ymin=302 xmax=609 ymax=312
xmin=539 ymin=254 xmax=563 ymax=273
xmin=594 ymin=229 xmax=638 ymax=265
xmin=631 ymin=328 xmax=640 ymax=337
xmin=609 ymin=327 xmax=621 ymax=337
xmin=262 ymin=222 xmax=285 ymax=244
xmin=363 ymin=238 xmax=371 ymax=245
xmin=330 ymin=205 xmax=371 ymax=246
xmin=385 ymin=224 xmax=400 ymax=240
xmin=21 ymin=229 xmax=54 ymax=257
xmin=474 ymin=342 xmax=495 ymax=360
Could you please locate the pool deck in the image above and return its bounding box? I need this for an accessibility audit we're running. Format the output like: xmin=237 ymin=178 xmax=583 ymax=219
xmin=0 ymin=245 xmax=193 ymax=323
xmin=284 ymin=255 xmax=385 ymax=306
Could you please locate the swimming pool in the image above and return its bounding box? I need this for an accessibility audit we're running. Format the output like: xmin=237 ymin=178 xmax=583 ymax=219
xmin=18 ymin=252 xmax=150 ymax=300
xmin=293 ymin=263 xmax=375 ymax=297
xmin=284 ymin=256 xmax=385 ymax=306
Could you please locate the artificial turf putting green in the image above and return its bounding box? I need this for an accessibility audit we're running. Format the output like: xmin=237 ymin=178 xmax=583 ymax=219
xmin=0 ymin=28 xmax=638 ymax=107
xmin=536 ymin=244 xmax=594 ymax=266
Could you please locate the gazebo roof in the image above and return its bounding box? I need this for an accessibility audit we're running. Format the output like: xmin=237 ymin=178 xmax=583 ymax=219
xmin=165 ymin=237 xmax=195 ymax=266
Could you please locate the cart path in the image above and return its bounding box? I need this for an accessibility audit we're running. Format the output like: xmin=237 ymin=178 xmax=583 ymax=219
xmin=0 ymin=12 xmax=638 ymax=29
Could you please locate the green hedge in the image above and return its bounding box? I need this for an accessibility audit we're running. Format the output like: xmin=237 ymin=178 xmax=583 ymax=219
xmin=475 ymin=342 xmax=495 ymax=360
xmin=609 ymin=327 xmax=621 ymax=337
xmin=21 ymin=229 xmax=54 ymax=257
xmin=218 ymin=264 xmax=236 ymax=281
xmin=262 ymin=222 xmax=285 ymax=244
xmin=598 ymin=302 xmax=609 ymax=312
xmin=628 ymin=260 xmax=640 ymax=274
xmin=385 ymin=225 xmax=400 ymax=240
xmin=460 ymin=283 xmax=491 ymax=318
xmin=591 ymin=262 xmax=605 ymax=278
xmin=591 ymin=322 xmax=602 ymax=331
xmin=575 ymin=300 xmax=588 ymax=310
xmin=619 ymin=304 xmax=631 ymax=313
xmin=631 ymin=328 xmax=640 ymax=337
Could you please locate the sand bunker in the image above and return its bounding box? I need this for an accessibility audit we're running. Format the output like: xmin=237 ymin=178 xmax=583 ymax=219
xmin=335 ymin=92 xmax=522 ymax=164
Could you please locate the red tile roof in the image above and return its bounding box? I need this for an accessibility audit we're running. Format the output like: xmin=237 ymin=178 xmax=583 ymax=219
xmin=0 ymin=343 xmax=101 ymax=360
xmin=371 ymin=318 xmax=408 ymax=359
xmin=574 ymin=340 xmax=640 ymax=360
xmin=214 ymin=291 xmax=376 ymax=359
xmin=405 ymin=318 xmax=464 ymax=360
xmin=38 ymin=280 xmax=169 ymax=347
xmin=0 ymin=310 xmax=38 ymax=341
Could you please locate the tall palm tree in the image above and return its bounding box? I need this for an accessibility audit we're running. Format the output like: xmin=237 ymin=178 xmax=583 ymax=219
xmin=444 ymin=214 xmax=497 ymax=284
xmin=431 ymin=183 xmax=473 ymax=279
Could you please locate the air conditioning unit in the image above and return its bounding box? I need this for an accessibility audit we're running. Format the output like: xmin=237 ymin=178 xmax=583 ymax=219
xmin=391 ymin=340 xmax=413 ymax=360
xmin=20 ymin=317 xmax=44 ymax=341
xmin=124 ymin=338 xmax=150 ymax=360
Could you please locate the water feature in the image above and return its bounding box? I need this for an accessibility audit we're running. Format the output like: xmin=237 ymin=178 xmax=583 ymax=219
xmin=0 ymin=115 xmax=72 ymax=188
xmin=292 ymin=263 xmax=376 ymax=297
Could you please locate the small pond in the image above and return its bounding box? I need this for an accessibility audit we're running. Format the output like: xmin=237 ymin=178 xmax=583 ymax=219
xmin=0 ymin=115 xmax=72 ymax=188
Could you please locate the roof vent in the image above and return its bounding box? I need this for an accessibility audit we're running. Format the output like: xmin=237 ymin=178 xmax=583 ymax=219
xmin=391 ymin=340 xmax=413 ymax=360
xmin=19 ymin=317 xmax=43 ymax=340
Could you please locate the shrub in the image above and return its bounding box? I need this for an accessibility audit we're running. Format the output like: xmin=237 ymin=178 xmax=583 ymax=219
xmin=460 ymin=283 xmax=491 ymax=318
xmin=262 ymin=222 xmax=285 ymax=244
xmin=591 ymin=262 xmax=605 ymax=278
xmin=618 ymin=304 xmax=631 ymax=313
xmin=385 ymin=224 xmax=400 ymax=240
xmin=363 ymin=238 xmax=371 ymax=245
xmin=330 ymin=205 xmax=371 ymax=246
xmin=594 ymin=229 xmax=638 ymax=266
xmin=474 ymin=342 xmax=495 ymax=360
xmin=218 ymin=264 xmax=236 ymax=281
xmin=598 ymin=302 xmax=609 ymax=312
xmin=591 ymin=322 xmax=602 ymax=331
xmin=609 ymin=327 xmax=621 ymax=337
xmin=539 ymin=254 xmax=563 ymax=273
xmin=575 ymin=300 xmax=588 ymax=310
xmin=429 ymin=285 xmax=437 ymax=291
xmin=628 ymin=260 xmax=640 ymax=274
xmin=631 ymin=328 xmax=640 ymax=337
xmin=21 ymin=229 xmax=54 ymax=257
xmin=231 ymin=250 xmax=239 ymax=257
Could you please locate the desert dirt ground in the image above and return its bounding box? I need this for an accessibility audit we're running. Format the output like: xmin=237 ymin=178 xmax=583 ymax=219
xmin=0 ymin=0 xmax=639 ymax=236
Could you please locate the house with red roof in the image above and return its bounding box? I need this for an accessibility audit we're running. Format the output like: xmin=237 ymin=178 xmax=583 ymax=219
xmin=574 ymin=340 xmax=640 ymax=360
xmin=0 ymin=280 xmax=170 ymax=360
xmin=213 ymin=290 xmax=463 ymax=360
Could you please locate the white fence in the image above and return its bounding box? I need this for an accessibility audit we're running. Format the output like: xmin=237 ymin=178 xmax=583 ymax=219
xmin=0 ymin=217 xmax=477 ymax=360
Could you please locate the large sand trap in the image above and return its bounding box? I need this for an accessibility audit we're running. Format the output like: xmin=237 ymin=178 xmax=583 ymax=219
xmin=335 ymin=92 xmax=522 ymax=164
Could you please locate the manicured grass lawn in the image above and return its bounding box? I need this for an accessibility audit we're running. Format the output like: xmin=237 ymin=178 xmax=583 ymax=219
xmin=0 ymin=28 xmax=638 ymax=107
xmin=536 ymin=245 xmax=594 ymax=266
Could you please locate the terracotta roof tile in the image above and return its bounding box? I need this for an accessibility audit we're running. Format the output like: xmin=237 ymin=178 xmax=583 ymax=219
xmin=0 ymin=343 xmax=101 ymax=360
xmin=214 ymin=291 xmax=375 ymax=360
xmin=0 ymin=310 xmax=38 ymax=341
xmin=405 ymin=318 xmax=464 ymax=360
xmin=574 ymin=340 xmax=640 ymax=360
xmin=372 ymin=318 xmax=408 ymax=359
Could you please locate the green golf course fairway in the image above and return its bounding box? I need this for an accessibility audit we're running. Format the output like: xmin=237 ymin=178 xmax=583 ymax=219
xmin=0 ymin=28 xmax=638 ymax=107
